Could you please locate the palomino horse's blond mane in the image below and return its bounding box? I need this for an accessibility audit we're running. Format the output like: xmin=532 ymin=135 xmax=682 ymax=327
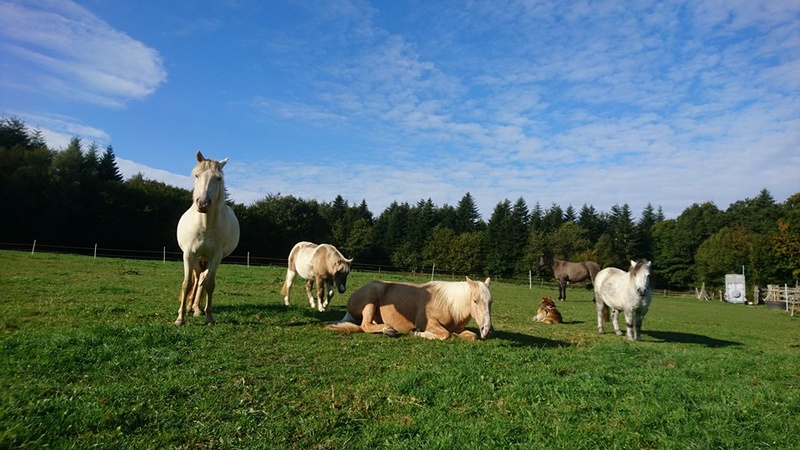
xmin=427 ymin=281 xmax=475 ymax=323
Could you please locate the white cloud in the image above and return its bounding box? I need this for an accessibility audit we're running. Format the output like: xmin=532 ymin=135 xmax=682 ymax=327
xmin=0 ymin=0 xmax=167 ymax=107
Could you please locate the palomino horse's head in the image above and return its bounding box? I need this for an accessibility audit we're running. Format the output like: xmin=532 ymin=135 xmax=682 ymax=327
xmin=467 ymin=277 xmax=493 ymax=339
xmin=192 ymin=151 xmax=227 ymax=213
xmin=332 ymin=258 xmax=353 ymax=294
xmin=630 ymin=260 xmax=652 ymax=297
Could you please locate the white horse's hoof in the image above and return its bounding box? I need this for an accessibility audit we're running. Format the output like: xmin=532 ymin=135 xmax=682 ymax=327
xmin=615 ymin=331 xmax=625 ymax=336
xmin=174 ymin=320 xmax=184 ymax=326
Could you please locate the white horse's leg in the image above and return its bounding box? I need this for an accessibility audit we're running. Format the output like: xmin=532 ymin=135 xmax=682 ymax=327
xmin=634 ymin=310 xmax=644 ymax=341
xmin=305 ymin=278 xmax=316 ymax=309
xmin=175 ymin=254 xmax=193 ymax=326
xmin=192 ymin=267 xmax=208 ymax=316
xmin=202 ymin=259 xmax=221 ymax=325
xmin=322 ymin=279 xmax=333 ymax=310
xmin=611 ymin=309 xmax=624 ymax=336
xmin=623 ymin=308 xmax=636 ymax=341
xmin=314 ymin=275 xmax=327 ymax=312
xmin=282 ymin=269 xmax=296 ymax=306
xmin=596 ymin=301 xmax=606 ymax=334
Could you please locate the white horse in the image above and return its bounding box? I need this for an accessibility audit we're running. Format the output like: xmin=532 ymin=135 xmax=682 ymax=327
xmin=280 ymin=241 xmax=352 ymax=312
xmin=594 ymin=260 xmax=652 ymax=341
xmin=175 ymin=151 xmax=240 ymax=326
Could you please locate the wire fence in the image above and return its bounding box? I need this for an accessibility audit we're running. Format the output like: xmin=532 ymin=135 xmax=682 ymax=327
xmin=1 ymin=240 xmax=695 ymax=296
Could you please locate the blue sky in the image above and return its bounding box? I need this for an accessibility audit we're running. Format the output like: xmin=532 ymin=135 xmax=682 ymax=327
xmin=1 ymin=0 xmax=798 ymax=220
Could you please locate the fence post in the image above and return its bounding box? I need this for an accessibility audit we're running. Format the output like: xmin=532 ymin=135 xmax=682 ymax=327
xmin=529 ymin=270 xmax=532 ymax=289
xmin=31 ymin=240 xmax=36 ymax=255
xmin=431 ymin=263 xmax=435 ymax=281
xmin=94 ymin=244 xmax=98 ymax=259
xmin=163 ymin=247 xmax=166 ymax=263
xmin=247 ymin=251 xmax=250 ymax=268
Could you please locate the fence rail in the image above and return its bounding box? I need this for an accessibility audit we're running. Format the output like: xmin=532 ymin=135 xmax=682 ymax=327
xmin=764 ymin=284 xmax=800 ymax=315
xmin=1 ymin=241 xmax=697 ymax=296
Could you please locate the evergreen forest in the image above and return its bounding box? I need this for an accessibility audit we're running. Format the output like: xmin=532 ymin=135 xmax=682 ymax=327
xmin=2 ymin=117 xmax=798 ymax=290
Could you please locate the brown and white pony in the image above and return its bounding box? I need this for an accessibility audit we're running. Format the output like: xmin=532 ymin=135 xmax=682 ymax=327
xmin=536 ymin=254 xmax=601 ymax=301
xmin=533 ymin=296 xmax=563 ymax=324
xmin=280 ymin=241 xmax=352 ymax=312
xmin=326 ymin=277 xmax=493 ymax=340
xmin=175 ymin=151 xmax=240 ymax=326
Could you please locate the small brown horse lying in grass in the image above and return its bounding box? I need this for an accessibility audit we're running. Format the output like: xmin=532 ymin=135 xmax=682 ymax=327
xmin=533 ymin=296 xmax=562 ymax=324
xmin=326 ymin=277 xmax=493 ymax=340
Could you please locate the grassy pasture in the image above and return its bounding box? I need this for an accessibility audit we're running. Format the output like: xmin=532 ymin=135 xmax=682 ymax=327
xmin=1 ymin=250 xmax=798 ymax=449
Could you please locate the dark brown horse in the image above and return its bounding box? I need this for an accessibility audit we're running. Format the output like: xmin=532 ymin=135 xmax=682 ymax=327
xmin=536 ymin=254 xmax=601 ymax=301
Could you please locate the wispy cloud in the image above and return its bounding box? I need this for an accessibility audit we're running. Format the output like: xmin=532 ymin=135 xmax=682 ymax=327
xmin=0 ymin=0 xmax=167 ymax=107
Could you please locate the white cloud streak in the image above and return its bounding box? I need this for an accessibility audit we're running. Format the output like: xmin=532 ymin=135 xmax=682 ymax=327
xmin=0 ymin=0 xmax=167 ymax=107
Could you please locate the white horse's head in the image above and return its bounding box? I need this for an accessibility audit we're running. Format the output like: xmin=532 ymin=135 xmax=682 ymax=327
xmin=467 ymin=277 xmax=493 ymax=339
xmin=332 ymin=258 xmax=353 ymax=294
xmin=192 ymin=151 xmax=227 ymax=213
xmin=630 ymin=260 xmax=652 ymax=297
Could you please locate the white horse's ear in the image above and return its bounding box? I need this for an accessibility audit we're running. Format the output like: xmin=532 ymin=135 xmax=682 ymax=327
xmin=630 ymin=260 xmax=637 ymax=268
xmin=219 ymin=157 xmax=228 ymax=168
xmin=484 ymin=277 xmax=491 ymax=287
xmin=196 ymin=151 xmax=205 ymax=162
xmin=465 ymin=276 xmax=472 ymax=283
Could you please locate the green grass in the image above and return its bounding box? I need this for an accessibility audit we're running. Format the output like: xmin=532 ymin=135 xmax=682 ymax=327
xmin=1 ymin=250 xmax=798 ymax=449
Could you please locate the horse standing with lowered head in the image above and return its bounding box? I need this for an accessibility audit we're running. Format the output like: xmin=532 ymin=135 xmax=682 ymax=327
xmin=280 ymin=241 xmax=352 ymax=312
xmin=326 ymin=277 xmax=493 ymax=340
xmin=594 ymin=260 xmax=653 ymax=341
xmin=536 ymin=254 xmax=601 ymax=301
xmin=174 ymin=151 xmax=240 ymax=326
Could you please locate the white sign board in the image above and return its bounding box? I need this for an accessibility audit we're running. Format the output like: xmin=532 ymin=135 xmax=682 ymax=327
xmin=725 ymin=274 xmax=746 ymax=304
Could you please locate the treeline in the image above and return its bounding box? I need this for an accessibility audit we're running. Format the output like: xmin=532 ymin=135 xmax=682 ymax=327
xmin=2 ymin=117 xmax=798 ymax=289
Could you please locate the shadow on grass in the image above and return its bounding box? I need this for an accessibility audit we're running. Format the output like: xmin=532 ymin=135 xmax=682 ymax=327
xmin=644 ymin=330 xmax=742 ymax=347
xmin=491 ymin=329 xmax=572 ymax=348
xmin=212 ymin=302 xmax=346 ymax=325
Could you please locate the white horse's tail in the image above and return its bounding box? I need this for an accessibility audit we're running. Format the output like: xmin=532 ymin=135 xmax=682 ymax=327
xmin=279 ymin=278 xmax=289 ymax=297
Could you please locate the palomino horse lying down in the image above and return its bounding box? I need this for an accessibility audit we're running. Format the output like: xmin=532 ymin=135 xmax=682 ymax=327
xmin=594 ymin=260 xmax=653 ymax=341
xmin=280 ymin=241 xmax=352 ymax=312
xmin=326 ymin=277 xmax=493 ymax=340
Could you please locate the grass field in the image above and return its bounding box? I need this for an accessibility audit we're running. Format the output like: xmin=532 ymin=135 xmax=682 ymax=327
xmin=1 ymin=250 xmax=798 ymax=449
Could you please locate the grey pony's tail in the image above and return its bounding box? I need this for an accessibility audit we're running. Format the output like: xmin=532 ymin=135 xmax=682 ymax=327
xmin=600 ymin=303 xmax=610 ymax=322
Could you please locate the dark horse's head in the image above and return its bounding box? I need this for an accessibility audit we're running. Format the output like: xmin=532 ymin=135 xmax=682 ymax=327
xmin=535 ymin=253 xmax=552 ymax=269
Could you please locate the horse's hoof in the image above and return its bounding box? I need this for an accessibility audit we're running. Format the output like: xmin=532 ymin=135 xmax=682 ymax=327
xmin=193 ymin=311 xmax=202 ymax=317
xmin=383 ymin=327 xmax=398 ymax=337
xmin=174 ymin=320 xmax=184 ymax=326
xmin=615 ymin=331 xmax=624 ymax=336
